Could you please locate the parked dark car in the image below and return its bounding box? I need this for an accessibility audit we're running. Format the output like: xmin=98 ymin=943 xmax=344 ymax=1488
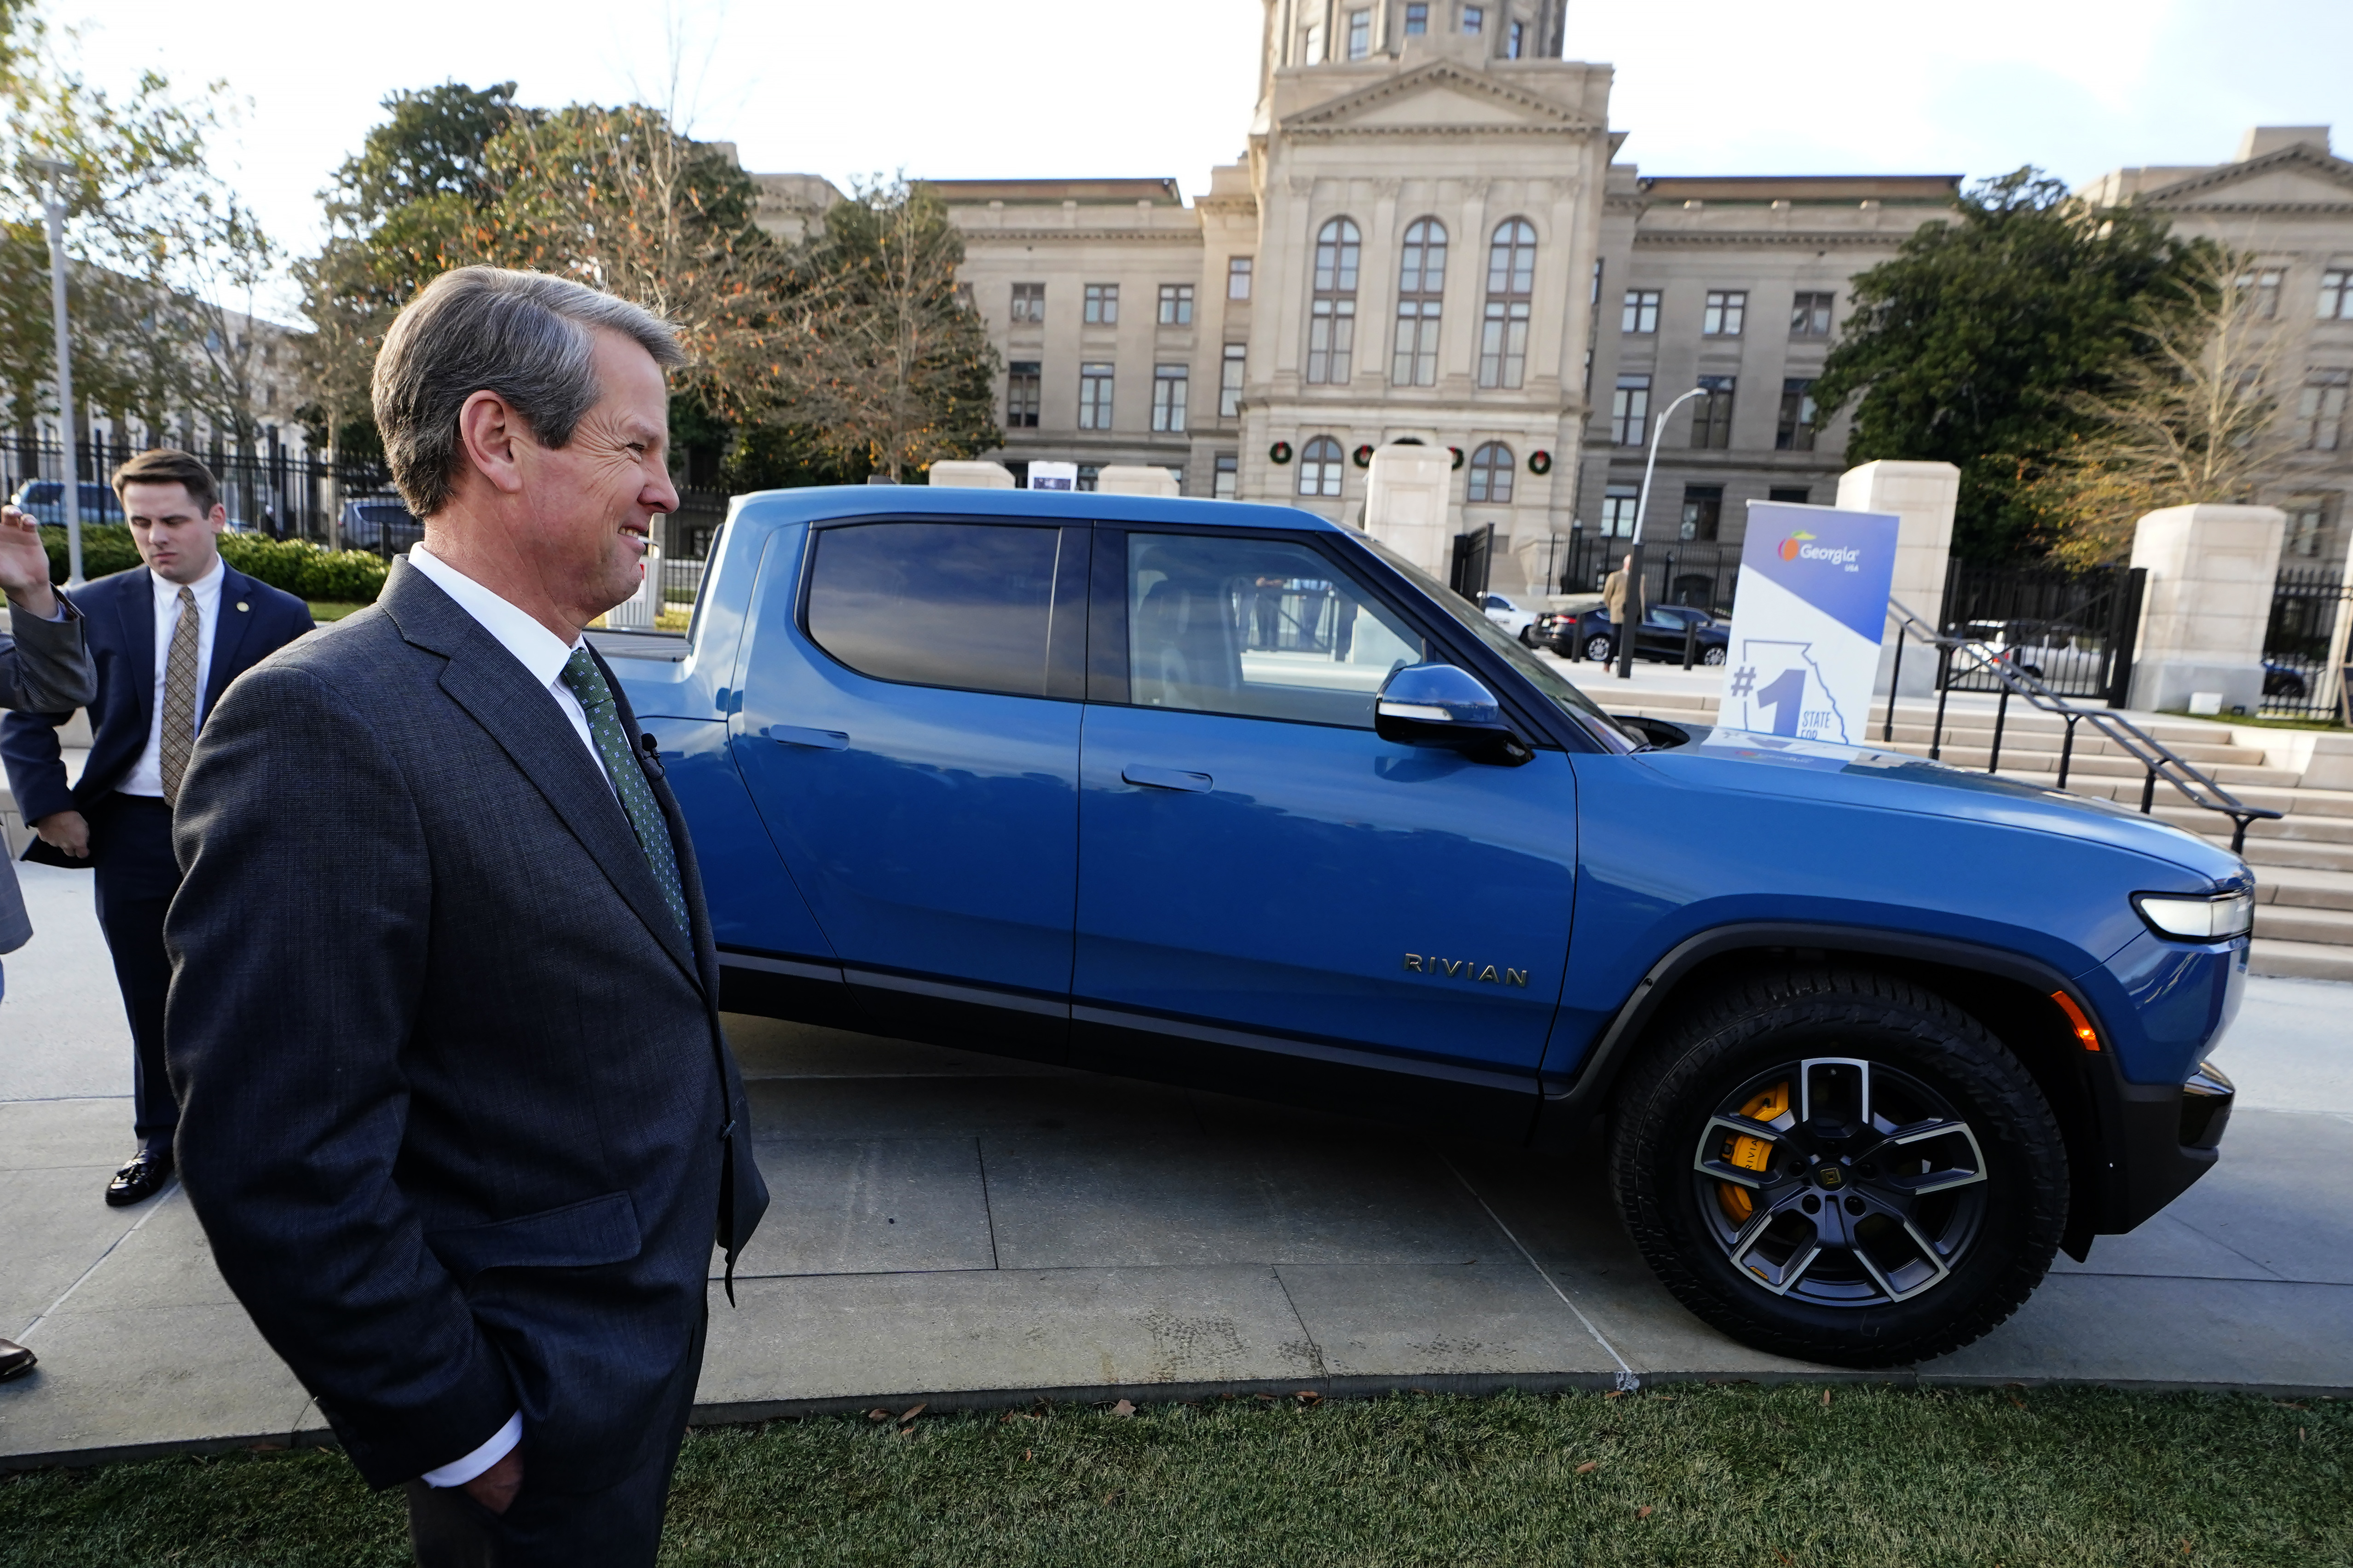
xmin=337 ymin=496 xmax=422 ymax=552
xmin=1549 ymin=603 xmax=1729 ymax=666
xmin=8 ymin=479 xmax=125 ymax=527
xmin=2262 ymin=663 xmax=2308 ymax=700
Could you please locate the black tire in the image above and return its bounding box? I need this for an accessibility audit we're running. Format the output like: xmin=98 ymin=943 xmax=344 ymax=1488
xmin=1519 ymin=626 xmax=1538 ymax=647
xmin=1701 ymin=646 xmax=1727 ymax=667
xmin=1609 ymin=966 xmax=2065 ymax=1367
xmin=1584 ymin=635 xmax=1615 ymax=663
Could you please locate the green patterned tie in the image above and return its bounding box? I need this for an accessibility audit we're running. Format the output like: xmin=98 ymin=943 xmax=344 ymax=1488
xmin=559 ymin=646 xmax=691 ymax=939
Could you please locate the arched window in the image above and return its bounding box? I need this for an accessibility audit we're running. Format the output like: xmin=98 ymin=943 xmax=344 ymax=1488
xmin=1479 ymin=218 xmax=1537 ymax=389
xmin=1391 ymin=218 xmax=1447 ymax=387
xmin=1466 ymin=442 xmax=1515 ymax=504
xmin=1296 ymin=435 xmax=1346 ymax=498
xmin=1307 ymin=219 xmax=1360 ymax=385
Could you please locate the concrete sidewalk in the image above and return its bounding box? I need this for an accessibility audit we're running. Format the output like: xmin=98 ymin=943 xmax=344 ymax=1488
xmin=4 ymin=860 xmax=2350 ymax=1471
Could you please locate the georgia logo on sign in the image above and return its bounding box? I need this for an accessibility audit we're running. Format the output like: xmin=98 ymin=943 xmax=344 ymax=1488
xmin=1779 ymin=530 xmax=1814 ymax=562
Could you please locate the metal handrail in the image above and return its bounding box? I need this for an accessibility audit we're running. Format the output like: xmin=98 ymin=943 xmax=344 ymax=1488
xmin=1881 ymin=598 xmax=2282 ymax=856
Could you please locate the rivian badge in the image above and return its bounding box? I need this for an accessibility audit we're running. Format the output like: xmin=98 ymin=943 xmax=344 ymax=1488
xmin=1402 ymin=954 xmax=1529 ymax=987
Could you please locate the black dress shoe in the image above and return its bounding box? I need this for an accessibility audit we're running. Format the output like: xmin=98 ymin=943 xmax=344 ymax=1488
xmin=0 ymin=1338 xmax=35 ymax=1381
xmin=105 ymin=1148 xmax=173 ymax=1207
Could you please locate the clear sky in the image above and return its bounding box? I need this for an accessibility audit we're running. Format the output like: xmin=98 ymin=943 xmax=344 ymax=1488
xmin=57 ymin=0 xmax=2353 ymax=317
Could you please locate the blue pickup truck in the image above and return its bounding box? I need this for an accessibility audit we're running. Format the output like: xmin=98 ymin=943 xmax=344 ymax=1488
xmin=605 ymin=486 xmax=2247 ymax=1368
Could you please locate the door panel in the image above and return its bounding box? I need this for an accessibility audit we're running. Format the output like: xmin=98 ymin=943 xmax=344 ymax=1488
xmin=732 ymin=520 xmax=1087 ymax=1034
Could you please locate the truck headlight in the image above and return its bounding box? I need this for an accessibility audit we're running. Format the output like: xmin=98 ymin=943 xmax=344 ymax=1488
xmin=2132 ymin=891 xmax=2255 ymax=941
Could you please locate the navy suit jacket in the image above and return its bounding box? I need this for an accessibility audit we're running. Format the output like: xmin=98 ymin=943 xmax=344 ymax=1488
xmin=0 ymin=560 xmax=314 ymax=831
xmin=165 ymin=561 xmax=767 ymax=1490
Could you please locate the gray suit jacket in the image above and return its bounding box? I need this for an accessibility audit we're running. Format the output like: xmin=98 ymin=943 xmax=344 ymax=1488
xmin=166 ymin=561 xmax=767 ymax=1490
xmin=0 ymin=599 xmax=96 ymax=952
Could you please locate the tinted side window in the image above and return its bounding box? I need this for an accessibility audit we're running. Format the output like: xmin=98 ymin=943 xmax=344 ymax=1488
xmin=806 ymin=521 xmax=1073 ymax=698
xmin=1125 ymin=533 xmax=1424 ymax=727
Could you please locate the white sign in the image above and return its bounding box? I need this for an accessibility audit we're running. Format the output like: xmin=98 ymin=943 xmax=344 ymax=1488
xmin=1718 ymin=502 xmax=1899 ymax=744
xmin=1028 ymin=461 xmax=1078 ymax=491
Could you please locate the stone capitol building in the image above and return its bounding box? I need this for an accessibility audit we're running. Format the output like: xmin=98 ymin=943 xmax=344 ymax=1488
xmin=752 ymin=0 xmax=2353 ymax=599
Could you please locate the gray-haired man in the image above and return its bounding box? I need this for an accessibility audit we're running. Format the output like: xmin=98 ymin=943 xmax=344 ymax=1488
xmin=166 ymin=266 xmax=766 ymax=1567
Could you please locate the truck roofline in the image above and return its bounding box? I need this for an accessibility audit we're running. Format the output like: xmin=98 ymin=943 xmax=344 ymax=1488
xmin=725 ymin=484 xmax=1345 ymax=534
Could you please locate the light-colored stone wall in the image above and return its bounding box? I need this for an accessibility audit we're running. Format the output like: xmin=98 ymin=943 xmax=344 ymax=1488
xmin=2128 ymin=503 xmax=2288 ymax=715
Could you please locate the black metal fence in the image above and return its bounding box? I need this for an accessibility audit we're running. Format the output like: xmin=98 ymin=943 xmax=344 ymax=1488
xmin=3 ymin=434 xmax=407 ymax=553
xmin=1936 ymin=562 xmax=2145 ymax=707
xmin=1449 ymin=524 xmax=1495 ymax=598
xmin=2264 ymin=564 xmax=2353 ymax=722
xmin=1552 ymin=532 xmax=1740 ymax=613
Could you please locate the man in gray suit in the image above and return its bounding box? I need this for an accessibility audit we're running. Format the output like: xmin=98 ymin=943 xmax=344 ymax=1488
xmin=167 ymin=266 xmax=767 ymax=1567
xmin=0 ymin=500 xmax=97 ymax=1384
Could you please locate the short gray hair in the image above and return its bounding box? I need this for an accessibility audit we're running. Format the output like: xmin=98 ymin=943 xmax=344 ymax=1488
xmin=372 ymin=266 xmax=686 ymax=518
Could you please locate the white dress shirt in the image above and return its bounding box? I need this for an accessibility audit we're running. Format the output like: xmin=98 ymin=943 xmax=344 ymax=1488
xmin=405 ymin=546 xmax=611 ymax=1487
xmin=118 ymin=557 xmax=225 ymax=798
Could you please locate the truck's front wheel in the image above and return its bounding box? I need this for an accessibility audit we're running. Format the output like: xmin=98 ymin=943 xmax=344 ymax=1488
xmin=1610 ymin=967 xmax=2067 ymax=1367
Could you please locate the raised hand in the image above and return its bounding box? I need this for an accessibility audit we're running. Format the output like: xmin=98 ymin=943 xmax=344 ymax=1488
xmin=0 ymin=504 xmax=58 ymax=619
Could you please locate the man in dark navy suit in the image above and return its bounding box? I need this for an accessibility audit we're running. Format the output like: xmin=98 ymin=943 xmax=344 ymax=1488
xmin=1 ymin=449 xmax=312 ymax=1205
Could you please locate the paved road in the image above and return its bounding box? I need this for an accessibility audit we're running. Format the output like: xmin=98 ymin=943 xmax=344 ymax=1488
xmin=3 ymin=860 xmax=2348 ymax=1468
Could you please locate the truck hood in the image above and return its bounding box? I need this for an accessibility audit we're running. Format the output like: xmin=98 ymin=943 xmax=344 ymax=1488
xmin=1647 ymin=725 xmax=2249 ymax=887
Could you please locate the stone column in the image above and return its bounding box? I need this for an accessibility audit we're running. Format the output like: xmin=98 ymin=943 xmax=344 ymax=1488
xmin=1097 ymin=465 xmax=1180 ymax=497
xmin=2126 ymin=504 xmax=2286 ymax=716
xmin=1363 ymin=444 xmax=1456 ymax=579
xmin=1835 ymin=460 xmax=1959 ymax=697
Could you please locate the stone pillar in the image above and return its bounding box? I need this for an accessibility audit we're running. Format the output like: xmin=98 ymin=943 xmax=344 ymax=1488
xmin=1363 ymin=444 xmax=1456 ymax=579
xmin=1835 ymin=460 xmax=1959 ymax=697
xmin=1097 ymin=465 xmax=1180 ymax=497
xmin=929 ymin=460 xmax=1014 ymax=490
xmin=2126 ymin=503 xmax=2286 ymax=716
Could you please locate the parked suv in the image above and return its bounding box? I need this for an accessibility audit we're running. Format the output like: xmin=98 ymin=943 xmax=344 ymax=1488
xmin=607 ymin=488 xmax=2247 ymax=1367
xmin=8 ymin=479 xmax=124 ymax=527
xmin=337 ymin=496 xmax=422 ymax=553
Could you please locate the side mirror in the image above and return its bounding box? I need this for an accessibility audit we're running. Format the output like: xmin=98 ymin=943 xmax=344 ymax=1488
xmin=1375 ymin=663 xmax=1531 ymax=764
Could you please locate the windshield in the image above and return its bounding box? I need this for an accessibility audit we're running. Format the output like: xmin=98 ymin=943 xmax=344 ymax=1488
xmin=1354 ymin=535 xmax=1643 ymax=752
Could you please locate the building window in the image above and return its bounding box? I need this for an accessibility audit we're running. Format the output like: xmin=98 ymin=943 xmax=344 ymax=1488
xmin=2240 ymin=269 xmax=2283 ymax=321
xmin=1297 ymin=435 xmax=1345 ymax=498
xmin=1346 ymin=7 xmax=1371 ymax=58
xmin=1404 ymin=3 xmax=1428 ymax=34
xmin=1158 ymin=283 xmax=1194 ymax=326
xmin=1690 ymin=375 xmax=1734 ymax=448
xmin=1775 ymin=378 xmax=1818 ymax=451
xmin=1011 ymin=282 xmax=1045 ymax=324
xmin=1768 ymin=486 xmax=1811 ymax=503
xmin=1228 ymin=256 xmax=1254 ymax=300
xmin=1077 ymin=464 xmax=1101 ymax=492
xmin=1789 ymin=291 xmax=1834 ymax=337
xmin=1304 ymin=21 xmax=1324 ymax=63
xmin=1152 ymin=364 xmax=1189 ymax=433
xmin=1006 ymin=361 xmax=1040 ymax=428
xmin=1084 ymin=283 xmax=1119 ymax=324
xmin=2284 ymin=496 xmax=2333 ymax=559
xmin=1479 ymin=218 xmax=1536 ymax=389
xmin=1462 ymin=4 xmax=1484 ymax=31
xmin=1622 ymin=289 xmax=1660 ymax=334
xmin=1611 ymin=375 xmax=1651 ymax=446
xmin=1508 ymin=18 xmax=1525 ymax=56
xmin=2297 ymin=370 xmax=2349 ymax=450
xmin=1702 ymin=290 xmax=1747 ymax=337
xmin=2317 ymin=267 xmax=2350 ymax=320
xmin=1079 ymin=363 xmax=1115 ymax=430
xmin=1218 ymin=343 xmax=1247 ymax=418
xmin=1391 ymin=217 xmax=1447 ymax=386
xmin=1600 ymin=484 xmax=1639 ymax=537
xmin=1466 ymin=442 xmax=1514 ymax=503
xmin=1680 ymin=484 xmax=1724 ymax=542
xmin=1307 ymin=217 xmax=1361 ymax=385
xmin=1214 ymin=452 xmax=1239 ymax=499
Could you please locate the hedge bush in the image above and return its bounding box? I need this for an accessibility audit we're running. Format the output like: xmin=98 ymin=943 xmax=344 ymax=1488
xmin=39 ymin=525 xmax=388 ymax=605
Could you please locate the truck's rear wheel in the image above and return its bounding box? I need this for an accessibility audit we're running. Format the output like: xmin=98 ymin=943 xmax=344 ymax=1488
xmin=1610 ymin=967 xmax=2066 ymax=1367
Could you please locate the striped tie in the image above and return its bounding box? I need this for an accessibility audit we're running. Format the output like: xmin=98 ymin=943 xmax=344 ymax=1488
xmin=159 ymin=585 xmax=200 ymax=805
xmin=558 ymin=646 xmax=691 ymax=939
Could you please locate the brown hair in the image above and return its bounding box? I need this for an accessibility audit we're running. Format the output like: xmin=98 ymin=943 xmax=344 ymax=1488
xmin=111 ymin=449 xmax=220 ymax=516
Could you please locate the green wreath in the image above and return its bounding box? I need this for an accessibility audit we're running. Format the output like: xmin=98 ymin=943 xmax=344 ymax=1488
xmin=1528 ymin=450 xmax=1553 ymax=475
xmin=1352 ymin=444 xmax=1375 ymax=467
xmin=1269 ymin=441 xmax=1293 ymax=464
xmin=1448 ymin=446 xmax=1464 ymax=470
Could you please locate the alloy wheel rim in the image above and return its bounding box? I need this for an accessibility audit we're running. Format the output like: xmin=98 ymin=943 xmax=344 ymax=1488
xmin=1691 ymin=1057 xmax=1989 ymax=1308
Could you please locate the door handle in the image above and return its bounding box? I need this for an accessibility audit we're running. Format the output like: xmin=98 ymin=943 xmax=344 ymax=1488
xmin=763 ymin=725 xmax=850 ymax=750
xmin=1121 ymin=764 xmax=1213 ymax=793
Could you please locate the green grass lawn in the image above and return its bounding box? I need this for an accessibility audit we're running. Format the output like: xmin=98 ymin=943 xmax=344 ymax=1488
xmin=1 ymin=1385 xmax=2342 ymax=1567
xmin=304 ymin=600 xmax=370 ymax=623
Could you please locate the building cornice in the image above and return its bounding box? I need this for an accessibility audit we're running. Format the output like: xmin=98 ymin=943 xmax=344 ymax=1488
xmin=1278 ymin=58 xmax=1603 ymax=139
xmin=2136 ymin=144 xmax=2353 ymax=206
xmin=1631 ymin=230 xmax=1920 ymax=249
xmin=960 ymin=228 xmax=1206 ymax=245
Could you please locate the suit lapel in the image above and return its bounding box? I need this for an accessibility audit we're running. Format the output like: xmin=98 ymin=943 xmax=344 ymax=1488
xmin=601 ymin=651 xmax=721 ymax=998
xmin=382 ymin=565 xmax=703 ymax=991
xmin=202 ymin=565 xmax=259 ymax=715
xmin=116 ymin=571 xmax=157 ymax=744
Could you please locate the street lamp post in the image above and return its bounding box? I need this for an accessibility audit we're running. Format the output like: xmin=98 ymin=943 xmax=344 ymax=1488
xmin=30 ymin=156 xmax=82 ymax=588
xmin=1616 ymin=385 xmax=1708 ymax=681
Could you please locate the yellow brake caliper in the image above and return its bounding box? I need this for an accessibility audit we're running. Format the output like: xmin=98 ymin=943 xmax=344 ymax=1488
xmin=1717 ymin=1081 xmax=1790 ymax=1224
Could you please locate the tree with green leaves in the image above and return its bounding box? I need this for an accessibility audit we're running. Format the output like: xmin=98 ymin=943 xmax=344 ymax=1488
xmin=1812 ymin=169 xmax=2219 ymax=562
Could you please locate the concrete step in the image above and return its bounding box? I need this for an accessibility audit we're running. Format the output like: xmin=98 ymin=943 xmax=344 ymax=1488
xmin=2238 ymin=838 xmax=2353 ymax=874
xmin=1876 ymin=725 xmax=2266 ymax=766
xmin=1882 ymin=742 xmax=2304 ymax=788
xmin=2255 ymin=902 xmax=2353 ymax=945
xmin=2247 ymin=937 xmax=2353 ymax=981
xmin=2253 ymin=864 xmax=2353 ymax=912
xmin=2155 ymin=806 xmax=2353 ymax=845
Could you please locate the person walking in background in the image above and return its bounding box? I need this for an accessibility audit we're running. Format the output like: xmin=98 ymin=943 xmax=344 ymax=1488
xmin=0 ymin=498 xmax=98 ymax=1383
xmin=1603 ymin=552 xmax=1632 ymax=628
xmin=0 ymin=451 xmax=312 ymax=1208
xmin=165 ymin=267 xmax=766 ymax=1566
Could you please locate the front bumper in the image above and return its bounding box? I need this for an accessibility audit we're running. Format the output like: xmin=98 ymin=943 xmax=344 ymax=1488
xmin=2096 ymin=1060 xmax=2235 ymax=1235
